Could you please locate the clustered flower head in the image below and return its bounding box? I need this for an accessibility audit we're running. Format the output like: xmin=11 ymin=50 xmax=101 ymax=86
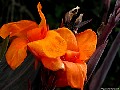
xmin=0 ymin=2 xmax=97 ymax=90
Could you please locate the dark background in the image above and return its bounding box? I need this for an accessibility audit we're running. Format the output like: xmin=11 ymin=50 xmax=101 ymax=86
xmin=0 ymin=0 xmax=120 ymax=89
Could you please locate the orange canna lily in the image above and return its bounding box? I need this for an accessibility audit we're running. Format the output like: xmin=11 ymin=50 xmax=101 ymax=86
xmin=54 ymin=27 xmax=97 ymax=89
xmin=0 ymin=2 xmax=97 ymax=89
xmin=0 ymin=2 xmax=67 ymax=70
xmin=39 ymin=27 xmax=97 ymax=89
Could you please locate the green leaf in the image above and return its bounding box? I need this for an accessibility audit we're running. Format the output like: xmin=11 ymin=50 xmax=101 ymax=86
xmin=0 ymin=37 xmax=9 ymax=61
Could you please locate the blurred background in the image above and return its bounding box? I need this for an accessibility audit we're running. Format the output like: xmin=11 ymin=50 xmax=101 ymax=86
xmin=0 ymin=0 xmax=120 ymax=89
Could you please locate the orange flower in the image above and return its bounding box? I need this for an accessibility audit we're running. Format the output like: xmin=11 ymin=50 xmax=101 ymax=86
xmin=0 ymin=2 xmax=97 ymax=89
xmin=0 ymin=20 xmax=38 ymax=69
xmin=0 ymin=2 xmax=67 ymax=70
xmin=54 ymin=27 xmax=97 ymax=89
xmin=28 ymin=26 xmax=97 ymax=90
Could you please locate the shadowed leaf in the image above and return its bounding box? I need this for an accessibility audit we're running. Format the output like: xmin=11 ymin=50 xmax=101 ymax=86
xmin=0 ymin=54 xmax=35 ymax=90
xmin=86 ymin=41 xmax=108 ymax=84
xmin=97 ymin=0 xmax=120 ymax=47
xmin=102 ymin=0 xmax=111 ymax=23
xmin=89 ymin=31 xmax=120 ymax=90
xmin=0 ymin=37 xmax=9 ymax=61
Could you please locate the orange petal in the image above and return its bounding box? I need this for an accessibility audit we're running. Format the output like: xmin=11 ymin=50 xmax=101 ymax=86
xmin=41 ymin=57 xmax=64 ymax=71
xmin=56 ymin=27 xmax=78 ymax=51
xmin=63 ymin=61 xmax=87 ymax=89
xmin=27 ymin=27 xmax=47 ymax=42
xmin=26 ymin=2 xmax=49 ymax=42
xmin=0 ymin=20 xmax=38 ymax=39
xmin=6 ymin=38 xmax=28 ymax=70
xmin=28 ymin=30 xmax=67 ymax=58
xmin=62 ymin=50 xmax=80 ymax=63
xmin=37 ymin=2 xmax=46 ymax=27
xmin=76 ymin=29 xmax=97 ymax=61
